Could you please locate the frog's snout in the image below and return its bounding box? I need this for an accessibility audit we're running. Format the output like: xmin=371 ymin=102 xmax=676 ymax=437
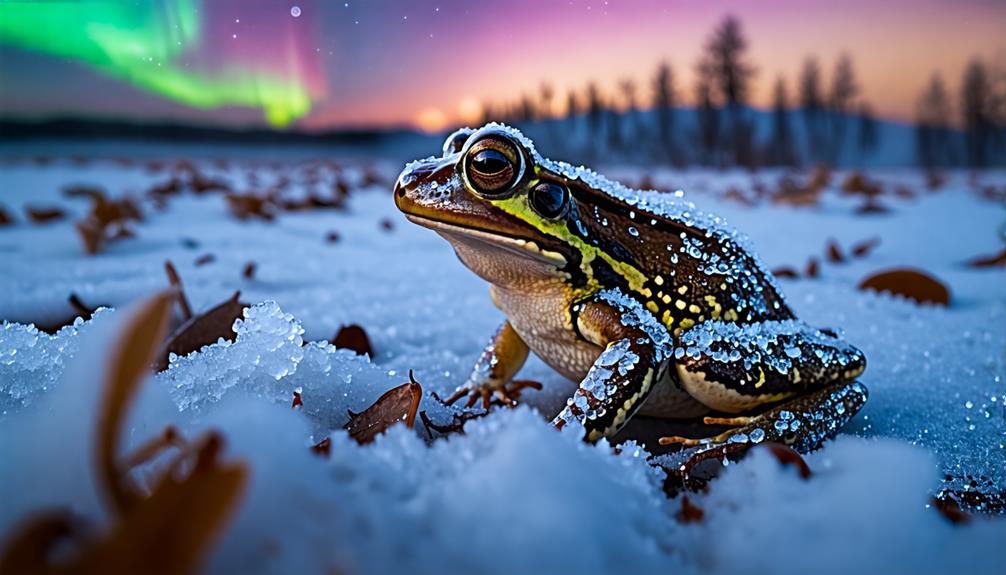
xmin=394 ymin=155 xmax=459 ymax=215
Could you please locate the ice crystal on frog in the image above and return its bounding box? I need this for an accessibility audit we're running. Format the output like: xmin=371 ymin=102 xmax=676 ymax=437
xmin=595 ymin=288 xmax=672 ymax=360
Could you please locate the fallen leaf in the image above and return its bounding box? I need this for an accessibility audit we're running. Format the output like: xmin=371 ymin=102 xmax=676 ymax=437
xmin=676 ymin=495 xmax=705 ymax=524
xmin=164 ymin=261 xmax=194 ymax=320
xmin=0 ymin=204 xmax=14 ymax=226
xmin=25 ymin=205 xmax=66 ymax=224
xmin=155 ymin=291 xmax=248 ymax=371
xmin=858 ymin=268 xmax=951 ymax=306
xmin=344 ymin=373 xmax=422 ymax=445
xmin=771 ymin=267 xmax=799 ymax=279
xmin=225 ymin=192 xmax=276 ymax=221
xmin=325 ymin=231 xmax=340 ymax=243
xmin=805 ymin=257 xmax=819 ymax=278
xmin=292 ymin=389 xmax=303 ymax=409
xmin=310 ymin=437 xmax=332 ymax=457
xmin=331 ymin=324 xmax=374 ymax=358
xmin=826 ymin=239 xmax=845 ymax=263
xmin=194 ymin=253 xmax=216 ymax=266
xmin=964 ymin=247 xmax=1006 ymax=269
xmin=851 ymin=237 xmax=881 ymax=258
xmin=379 ymin=218 xmax=394 ymax=231
xmin=242 ymin=261 xmax=257 ymax=279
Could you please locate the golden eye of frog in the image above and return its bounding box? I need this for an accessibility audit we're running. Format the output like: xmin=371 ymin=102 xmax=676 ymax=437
xmin=394 ymin=123 xmax=867 ymax=451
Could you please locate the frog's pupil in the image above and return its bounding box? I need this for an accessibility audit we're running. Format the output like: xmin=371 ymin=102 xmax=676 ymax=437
xmin=531 ymin=182 xmax=568 ymax=219
xmin=471 ymin=149 xmax=510 ymax=175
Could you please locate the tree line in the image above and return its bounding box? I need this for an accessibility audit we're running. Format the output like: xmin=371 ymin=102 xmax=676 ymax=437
xmin=477 ymin=15 xmax=1004 ymax=168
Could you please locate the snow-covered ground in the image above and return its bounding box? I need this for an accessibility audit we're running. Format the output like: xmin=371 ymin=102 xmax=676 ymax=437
xmin=1 ymin=151 xmax=1005 ymax=573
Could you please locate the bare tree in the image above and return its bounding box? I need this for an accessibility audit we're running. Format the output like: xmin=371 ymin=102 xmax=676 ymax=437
xmin=828 ymin=53 xmax=859 ymax=162
xmin=539 ymin=83 xmax=554 ymax=119
xmin=652 ymin=60 xmax=677 ymax=161
xmin=961 ymin=58 xmax=993 ymax=167
xmin=701 ymin=15 xmax=756 ymax=166
xmin=857 ymin=102 xmax=879 ymax=157
xmin=800 ymin=57 xmax=826 ymax=162
xmin=770 ymin=76 xmax=795 ymax=165
xmin=694 ymin=64 xmax=720 ymax=165
xmin=585 ymin=82 xmax=605 ymax=158
xmin=618 ymin=78 xmax=638 ymax=151
xmin=915 ymin=73 xmax=952 ymax=168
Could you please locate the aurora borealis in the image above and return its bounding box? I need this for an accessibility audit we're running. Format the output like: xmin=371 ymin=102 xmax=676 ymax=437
xmin=0 ymin=0 xmax=319 ymax=126
xmin=0 ymin=0 xmax=1003 ymax=131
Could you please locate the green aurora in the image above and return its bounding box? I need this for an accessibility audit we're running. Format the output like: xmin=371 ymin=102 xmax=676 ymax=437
xmin=0 ymin=0 xmax=311 ymax=126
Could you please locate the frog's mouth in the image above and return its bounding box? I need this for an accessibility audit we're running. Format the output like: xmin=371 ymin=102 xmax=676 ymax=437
xmin=404 ymin=214 xmax=568 ymax=267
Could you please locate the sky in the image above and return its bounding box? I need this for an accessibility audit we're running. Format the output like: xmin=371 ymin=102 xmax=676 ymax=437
xmin=0 ymin=0 xmax=1004 ymax=132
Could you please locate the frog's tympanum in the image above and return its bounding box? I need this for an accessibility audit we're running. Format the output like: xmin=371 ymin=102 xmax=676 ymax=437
xmin=395 ymin=124 xmax=867 ymax=452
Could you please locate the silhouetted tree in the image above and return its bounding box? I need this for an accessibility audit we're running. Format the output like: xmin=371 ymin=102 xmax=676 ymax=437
xmin=961 ymin=59 xmax=994 ymax=167
xmin=857 ymin=102 xmax=878 ymax=157
xmin=828 ymin=53 xmax=858 ymax=162
xmin=652 ymin=60 xmax=677 ymax=161
xmin=769 ymin=76 xmax=795 ymax=165
xmin=694 ymin=65 xmax=720 ymax=165
xmin=539 ymin=83 xmax=554 ymax=118
xmin=800 ymin=57 xmax=826 ymax=162
xmin=701 ymin=15 xmax=756 ymax=166
xmin=618 ymin=78 xmax=638 ymax=150
xmin=585 ymin=82 xmax=605 ymax=158
xmin=915 ymin=73 xmax=953 ymax=168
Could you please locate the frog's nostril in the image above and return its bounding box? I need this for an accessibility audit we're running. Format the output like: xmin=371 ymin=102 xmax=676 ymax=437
xmin=395 ymin=171 xmax=417 ymax=195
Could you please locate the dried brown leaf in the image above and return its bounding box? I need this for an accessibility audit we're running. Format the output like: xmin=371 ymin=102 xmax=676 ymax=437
xmin=0 ymin=204 xmax=14 ymax=226
xmin=242 ymin=261 xmax=257 ymax=279
xmin=858 ymin=268 xmax=951 ymax=306
xmin=331 ymin=324 xmax=374 ymax=358
xmin=97 ymin=291 xmax=175 ymax=513
xmin=850 ymin=237 xmax=881 ymax=258
xmin=964 ymin=247 xmax=1006 ymax=269
xmin=771 ymin=267 xmax=799 ymax=279
xmin=155 ymin=291 xmax=248 ymax=372
xmin=345 ymin=374 xmax=422 ymax=445
xmin=676 ymin=495 xmax=705 ymax=524
xmin=194 ymin=253 xmax=215 ymax=266
xmin=826 ymin=239 xmax=845 ymax=263
xmin=26 ymin=205 xmax=66 ymax=224
xmin=805 ymin=257 xmax=819 ymax=278
xmin=164 ymin=260 xmax=193 ymax=320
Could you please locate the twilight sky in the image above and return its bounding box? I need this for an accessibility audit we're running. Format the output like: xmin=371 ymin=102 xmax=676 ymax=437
xmin=0 ymin=0 xmax=1003 ymax=132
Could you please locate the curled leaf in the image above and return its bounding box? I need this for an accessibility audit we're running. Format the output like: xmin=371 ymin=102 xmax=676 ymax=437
xmin=851 ymin=237 xmax=881 ymax=258
xmin=826 ymin=239 xmax=845 ymax=263
xmin=805 ymin=257 xmax=819 ymax=278
xmin=25 ymin=205 xmax=66 ymax=224
xmin=964 ymin=247 xmax=1006 ymax=269
xmin=858 ymin=268 xmax=950 ymax=306
xmin=676 ymin=495 xmax=705 ymax=524
xmin=331 ymin=324 xmax=374 ymax=358
xmin=344 ymin=373 xmax=422 ymax=445
xmin=155 ymin=291 xmax=248 ymax=372
xmin=771 ymin=267 xmax=799 ymax=279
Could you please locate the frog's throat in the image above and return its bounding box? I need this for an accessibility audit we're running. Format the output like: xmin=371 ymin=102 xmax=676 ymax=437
xmin=404 ymin=214 xmax=568 ymax=267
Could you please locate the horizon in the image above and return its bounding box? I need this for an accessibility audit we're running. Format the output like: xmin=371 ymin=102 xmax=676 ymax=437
xmin=1 ymin=1 xmax=1004 ymax=133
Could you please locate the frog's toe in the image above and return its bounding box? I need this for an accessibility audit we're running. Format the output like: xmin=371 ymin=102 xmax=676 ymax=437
xmin=445 ymin=379 xmax=542 ymax=411
xmin=659 ymin=380 xmax=868 ymax=453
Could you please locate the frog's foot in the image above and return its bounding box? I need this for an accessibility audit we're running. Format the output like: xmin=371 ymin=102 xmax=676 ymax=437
xmin=659 ymin=380 xmax=868 ymax=453
xmin=448 ymin=320 xmax=532 ymax=410
xmin=445 ymin=379 xmax=542 ymax=410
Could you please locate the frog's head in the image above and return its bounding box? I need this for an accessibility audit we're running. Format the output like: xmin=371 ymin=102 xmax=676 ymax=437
xmin=395 ymin=125 xmax=584 ymax=288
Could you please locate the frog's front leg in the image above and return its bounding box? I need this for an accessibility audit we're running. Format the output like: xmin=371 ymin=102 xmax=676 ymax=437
xmin=446 ymin=320 xmax=539 ymax=410
xmin=660 ymin=320 xmax=868 ymax=453
xmin=552 ymin=295 xmax=673 ymax=442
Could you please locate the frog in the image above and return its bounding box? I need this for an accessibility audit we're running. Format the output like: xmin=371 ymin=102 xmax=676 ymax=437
xmin=394 ymin=122 xmax=867 ymax=453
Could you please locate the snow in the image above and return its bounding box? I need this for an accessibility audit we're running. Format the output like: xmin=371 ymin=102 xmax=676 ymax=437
xmin=1 ymin=148 xmax=1005 ymax=573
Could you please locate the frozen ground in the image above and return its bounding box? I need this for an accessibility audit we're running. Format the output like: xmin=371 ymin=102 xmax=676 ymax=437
xmin=1 ymin=152 xmax=1005 ymax=573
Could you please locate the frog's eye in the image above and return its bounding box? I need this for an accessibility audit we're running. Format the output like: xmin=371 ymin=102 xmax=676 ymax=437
xmin=463 ymin=136 xmax=523 ymax=197
xmin=529 ymin=181 xmax=569 ymax=219
xmin=442 ymin=128 xmax=473 ymax=156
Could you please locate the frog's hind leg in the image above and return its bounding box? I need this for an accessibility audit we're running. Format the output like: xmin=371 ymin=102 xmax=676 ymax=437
xmin=662 ymin=320 xmax=868 ymax=452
